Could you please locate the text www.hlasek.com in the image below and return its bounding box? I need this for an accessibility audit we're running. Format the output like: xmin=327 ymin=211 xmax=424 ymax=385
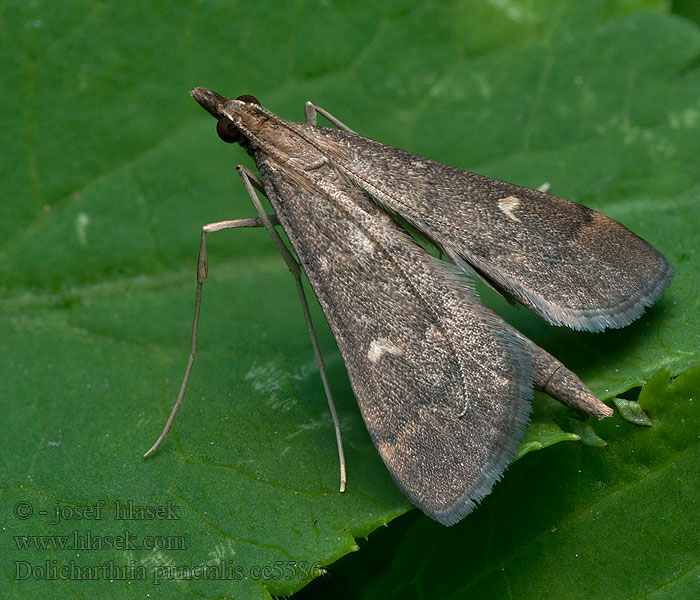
xmin=14 ymin=530 xmax=185 ymax=551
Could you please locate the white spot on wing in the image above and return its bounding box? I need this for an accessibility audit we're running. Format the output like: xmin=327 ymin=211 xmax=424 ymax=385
xmin=351 ymin=228 xmax=375 ymax=252
xmin=498 ymin=195 xmax=522 ymax=223
xmin=367 ymin=338 xmax=403 ymax=363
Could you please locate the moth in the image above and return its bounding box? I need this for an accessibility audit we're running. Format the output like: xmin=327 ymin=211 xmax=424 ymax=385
xmin=146 ymin=89 xmax=673 ymax=526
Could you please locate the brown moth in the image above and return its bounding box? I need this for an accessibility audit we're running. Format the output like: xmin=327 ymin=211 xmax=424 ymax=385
xmin=146 ymin=89 xmax=673 ymax=525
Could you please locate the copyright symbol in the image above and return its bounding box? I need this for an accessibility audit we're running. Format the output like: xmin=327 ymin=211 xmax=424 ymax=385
xmin=14 ymin=501 xmax=33 ymax=520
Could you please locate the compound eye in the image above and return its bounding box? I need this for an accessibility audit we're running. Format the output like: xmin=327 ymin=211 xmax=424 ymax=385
xmin=235 ymin=94 xmax=261 ymax=105
xmin=216 ymin=117 xmax=240 ymax=143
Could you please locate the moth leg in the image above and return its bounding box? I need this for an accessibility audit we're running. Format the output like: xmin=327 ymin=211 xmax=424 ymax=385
xmin=531 ymin=345 xmax=613 ymax=419
xmin=305 ymin=102 xmax=357 ymax=133
xmin=237 ymin=164 xmax=347 ymax=493
xmin=144 ymin=213 xmax=279 ymax=459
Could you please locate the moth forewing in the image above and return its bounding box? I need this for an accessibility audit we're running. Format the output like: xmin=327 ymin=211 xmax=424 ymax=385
xmin=255 ymin=153 xmax=533 ymax=524
xmin=304 ymin=127 xmax=674 ymax=332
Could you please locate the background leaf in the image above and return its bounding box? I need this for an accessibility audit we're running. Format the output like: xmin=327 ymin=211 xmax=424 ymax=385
xmin=1 ymin=1 xmax=699 ymax=598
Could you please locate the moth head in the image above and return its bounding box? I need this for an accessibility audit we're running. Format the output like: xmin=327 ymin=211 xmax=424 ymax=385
xmin=216 ymin=95 xmax=261 ymax=144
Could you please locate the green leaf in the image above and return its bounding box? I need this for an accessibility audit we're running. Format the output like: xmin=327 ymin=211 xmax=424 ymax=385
xmin=2 ymin=1 xmax=699 ymax=599
xmin=614 ymin=397 xmax=654 ymax=426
